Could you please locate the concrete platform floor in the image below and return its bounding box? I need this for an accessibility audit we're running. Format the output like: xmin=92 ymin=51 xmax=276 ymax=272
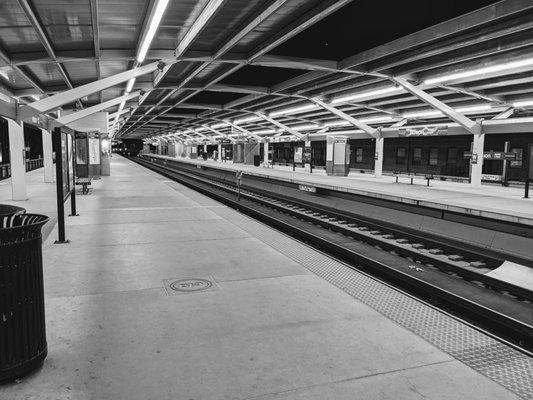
xmin=0 ymin=156 xmax=525 ymax=399
xmin=152 ymin=154 xmax=533 ymax=225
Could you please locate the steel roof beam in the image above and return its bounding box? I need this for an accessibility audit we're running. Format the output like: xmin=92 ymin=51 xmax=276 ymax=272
xmin=18 ymin=60 xmax=165 ymax=120
xmin=152 ymin=0 xmax=228 ymax=88
xmin=17 ymin=0 xmax=83 ymax=109
xmin=390 ymin=76 xmax=480 ymax=134
xmin=224 ymin=120 xmax=262 ymax=141
xmin=126 ymin=0 xmax=339 ymax=137
xmin=492 ymin=107 xmax=515 ymax=119
xmin=255 ymin=113 xmax=304 ymax=139
xmin=0 ymin=45 xmax=44 ymax=95
xmin=339 ymin=0 xmax=533 ymax=70
xmin=90 ymin=0 xmax=102 ymax=103
xmin=56 ymin=91 xmax=140 ymax=125
xmin=310 ymin=98 xmax=379 ymax=138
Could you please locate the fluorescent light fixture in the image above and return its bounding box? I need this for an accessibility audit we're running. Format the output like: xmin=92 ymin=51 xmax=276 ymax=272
xmin=331 ymin=86 xmax=402 ymax=105
xmin=293 ymin=123 xmax=320 ymax=131
xmin=455 ymin=104 xmax=492 ymax=113
xmin=252 ymin=129 xmax=277 ymax=135
xmin=234 ymin=115 xmax=261 ymax=124
xmin=211 ymin=122 xmax=229 ymax=129
xmin=402 ymin=109 xmax=442 ymax=119
xmin=323 ymin=120 xmax=349 ymax=128
xmin=0 ymin=69 xmax=9 ymax=81
xmin=513 ymin=99 xmax=533 ymax=108
xmin=424 ymin=57 xmax=533 ymax=85
xmin=196 ymin=127 xmax=207 ymax=132
xmin=137 ymin=0 xmax=170 ymax=63
xmin=269 ymin=103 xmax=318 ymax=117
xmin=403 ymin=104 xmax=492 ymax=119
xmin=359 ymin=115 xmax=394 ymax=124
xmin=126 ymin=78 xmax=135 ymax=93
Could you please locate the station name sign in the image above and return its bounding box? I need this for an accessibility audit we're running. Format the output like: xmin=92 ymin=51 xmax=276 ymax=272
xmin=463 ymin=151 xmax=517 ymax=161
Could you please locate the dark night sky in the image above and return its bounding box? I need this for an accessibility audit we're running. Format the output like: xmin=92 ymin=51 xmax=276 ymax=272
xmin=273 ymin=0 xmax=502 ymax=60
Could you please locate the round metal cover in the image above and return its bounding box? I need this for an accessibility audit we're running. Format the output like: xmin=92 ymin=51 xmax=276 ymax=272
xmin=169 ymin=278 xmax=213 ymax=293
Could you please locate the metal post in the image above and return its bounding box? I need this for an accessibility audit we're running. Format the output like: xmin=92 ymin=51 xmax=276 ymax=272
xmin=53 ymin=129 xmax=68 ymax=244
xmin=525 ymin=179 xmax=530 ymax=199
xmin=502 ymin=141 xmax=509 ymax=187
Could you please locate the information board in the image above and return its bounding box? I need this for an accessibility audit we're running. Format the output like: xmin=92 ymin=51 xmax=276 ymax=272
xmin=302 ymin=146 xmax=312 ymax=164
xmin=294 ymin=147 xmax=303 ymax=163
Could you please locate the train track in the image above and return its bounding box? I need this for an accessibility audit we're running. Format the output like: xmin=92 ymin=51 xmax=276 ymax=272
xmin=130 ymin=155 xmax=533 ymax=351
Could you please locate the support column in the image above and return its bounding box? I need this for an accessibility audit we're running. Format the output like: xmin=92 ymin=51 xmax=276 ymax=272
xmin=217 ymin=143 xmax=222 ymax=162
xmin=7 ymin=119 xmax=27 ymax=200
xmin=374 ymin=136 xmax=384 ymax=178
xmin=262 ymin=141 xmax=270 ymax=167
xmin=470 ymin=132 xmax=485 ymax=187
xmin=41 ymin=128 xmax=54 ymax=183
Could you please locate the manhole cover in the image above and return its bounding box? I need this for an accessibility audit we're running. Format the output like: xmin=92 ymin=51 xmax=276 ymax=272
xmin=163 ymin=277 xmax=218 ymax=295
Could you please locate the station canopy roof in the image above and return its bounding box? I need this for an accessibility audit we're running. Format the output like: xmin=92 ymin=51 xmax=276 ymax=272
xmin=1 ymin=0 xmax=533 ymax=141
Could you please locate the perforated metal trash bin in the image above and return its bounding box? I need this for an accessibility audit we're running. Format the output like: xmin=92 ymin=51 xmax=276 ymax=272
xmin=0 ymin=208 xmax=49 ymax=383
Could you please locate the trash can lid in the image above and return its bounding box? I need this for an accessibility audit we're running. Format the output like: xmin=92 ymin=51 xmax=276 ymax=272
xmin=0 ymin=204 xmax=26 ymax=217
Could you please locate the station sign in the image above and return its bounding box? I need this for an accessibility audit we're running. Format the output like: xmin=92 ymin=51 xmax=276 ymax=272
xmin=482 ymin=174 xmax=503 ymax=182
xmin=219 ymin=139 xmax=232 ymax=144
xmin=302 ymin=146 xmax=312 ymax=164
xmin=464 ymin=151 xmax=517 ymax=161
xmin=294 ymin=147 xmax=303 ymax=163
xmin=483 ymin=151 xmax=517 ymax=160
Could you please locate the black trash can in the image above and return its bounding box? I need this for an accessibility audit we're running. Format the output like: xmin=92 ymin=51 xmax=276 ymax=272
xmin=0 ymin=204 xmax=25 ymax=217
xmin=253 ymin=155 xmax=261 ymax=167
xmin=0 ymin=207 xmax=49 ymax=383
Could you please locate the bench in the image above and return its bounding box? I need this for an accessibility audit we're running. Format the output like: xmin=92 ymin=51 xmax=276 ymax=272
xmin=75 ymin=177 xmax=92 ymax=194
xmin=393 ymin=171 xmax=434 ymax=186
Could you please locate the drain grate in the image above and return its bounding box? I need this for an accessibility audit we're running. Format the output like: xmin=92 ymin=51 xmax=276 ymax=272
xmin=163 ymin=277 xmax=218 ymax=295
xmin=215 ymin=209 xmax=533 ymax=399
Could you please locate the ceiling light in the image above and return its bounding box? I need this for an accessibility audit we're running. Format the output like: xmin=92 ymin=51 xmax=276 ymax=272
xmin=323 ymin=120 xmax=349 ymax=128
xmin=293 ymin=124 xmax=320 ymax=131
xmin=137 ymin=0 xmax=170 ymax=63
xmin=125 ymin=78 xmax=135 ymax=93
xmin=455 ymin=104 xmax=492 ymax=113
xmin=424 ymin=57 xmax=533 ymax=85
xmin=402 ymin=104 xmax=492 ymax=119
xmin=513 ymin=99 xmax=533 ymax=108
xmin=269 ymin=103 xmax=318 ymax=117
xmin=234 ymin=115 xmax=261 ymax=124
xmin=0 ymin=69 xmax=10 ymax=81
xmin=359 ymin=115 xmax=394 ymax=124
xmin=211 ymin=122 xmax=229 ymax=129
xmin=252 ymin=129 xmax=277 ymax=135
xmin=331 ymin=86 xmax=402 ymax=105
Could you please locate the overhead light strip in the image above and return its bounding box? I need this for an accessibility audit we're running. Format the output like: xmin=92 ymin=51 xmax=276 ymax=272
xmin=137 ymin=0 xmax=170 ymax=63
xmin=424 ymin=57 xmax=533 ymax=85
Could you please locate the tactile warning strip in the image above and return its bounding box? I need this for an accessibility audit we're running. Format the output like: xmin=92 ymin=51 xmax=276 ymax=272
xmin=214 ymin=208 xmax=533 ymax=399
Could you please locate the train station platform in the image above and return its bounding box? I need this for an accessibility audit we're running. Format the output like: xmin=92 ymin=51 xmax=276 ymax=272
xmin=1 ymin=155 xmax=531 ymax=399
xmin=149 ymin=154 xmax=533 ymax=226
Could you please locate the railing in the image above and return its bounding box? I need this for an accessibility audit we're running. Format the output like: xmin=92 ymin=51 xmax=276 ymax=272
xmin=0 ymin=163 xmax=11 ymax=180
xmin=0 ymin=159 xmax=44 ymax=181
xmin=25 ymin=158 xmax=44 ymax=172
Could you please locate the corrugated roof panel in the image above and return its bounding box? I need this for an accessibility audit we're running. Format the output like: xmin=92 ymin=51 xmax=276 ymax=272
xmin=31 ymin=0 xmax=92 ymax=25
xmin=63 ymin=61 xmax=97 ymax=82
xmin=189 ymin=0 xmax=266 ymax=52
xmin=99 ymin=60 xmax=130 ymax=78
xmin=25 ymin=63 xmax=65 ymax=86
xmin=0 ymin=24 xmax=43 ymax=53
xmin=152 ymin=0 xmax=212 ymax=50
